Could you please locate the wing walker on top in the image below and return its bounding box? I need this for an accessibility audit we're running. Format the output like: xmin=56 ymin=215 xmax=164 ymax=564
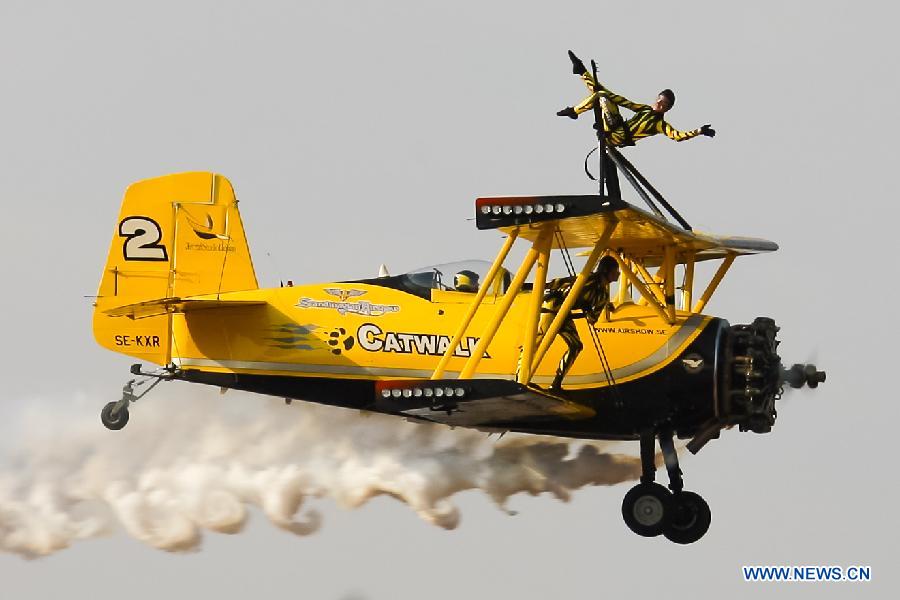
xmin=91 ymin=52 xmax=825 ymax=544
xmin=557 ymin=50 xmax=715 ymax=204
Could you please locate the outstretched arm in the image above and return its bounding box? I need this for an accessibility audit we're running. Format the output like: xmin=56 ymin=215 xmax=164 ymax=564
xmin=658 ymin=120 xmax=716 ymax=142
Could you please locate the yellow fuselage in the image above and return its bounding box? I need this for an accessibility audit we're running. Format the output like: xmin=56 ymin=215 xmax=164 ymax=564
xmin=116 ymin=284 xmax=710 ymax=388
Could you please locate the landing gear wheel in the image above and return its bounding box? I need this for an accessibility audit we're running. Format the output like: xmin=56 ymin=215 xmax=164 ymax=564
xmin=622 ymin=482 xmax=671 ymax=537
xmin=663 ymin=491 xmax=711 ymax=544
xmin=101 ymin=402 xmax=130 ymax=430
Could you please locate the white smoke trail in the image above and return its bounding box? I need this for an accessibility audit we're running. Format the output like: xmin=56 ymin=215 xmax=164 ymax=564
xmin=0 ymin=388 xmax=641 ymax=558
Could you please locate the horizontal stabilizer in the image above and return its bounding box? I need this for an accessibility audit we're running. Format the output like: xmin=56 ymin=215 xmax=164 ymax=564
xmin=375 ymin=379 xmax=595 ymax=427
xmin=104 ymin=297 xmax=266 ymax=320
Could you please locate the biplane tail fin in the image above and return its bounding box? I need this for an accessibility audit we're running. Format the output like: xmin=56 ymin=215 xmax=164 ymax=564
xmin=92 ymin=172 xmax=258 ymax=364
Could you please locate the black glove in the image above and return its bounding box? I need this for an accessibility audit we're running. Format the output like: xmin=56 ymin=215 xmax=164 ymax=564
xmin=700 ymin=124 xmax=716 ymax=137
xmin=557 ymin=106 xmax=578 ymax=119
xmin=567 ymin=50 xmax=587 ymax=75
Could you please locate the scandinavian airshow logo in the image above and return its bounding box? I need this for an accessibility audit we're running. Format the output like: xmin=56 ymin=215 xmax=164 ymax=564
xmin=357 ymin=323 xmax=489 ymax=358
xmin=296 ymin=289 xmax=401 ymax=317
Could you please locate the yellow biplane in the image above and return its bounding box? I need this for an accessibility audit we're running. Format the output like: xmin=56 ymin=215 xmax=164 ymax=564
xmin=92 ymin=158 xmax=824 ymax=544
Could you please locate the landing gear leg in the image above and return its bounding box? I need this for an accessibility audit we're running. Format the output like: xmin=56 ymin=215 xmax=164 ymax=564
xmin=659 ymin=429 xmax=683 ymax=493
xmin=658 ymin=429 xmax=711 ymax=544
xmin=100 ymin=364 xmax=173 ymax=431
xmin=622 ymin=429 xmax=712 ymax=543
xmin=640 ymin=429 xmax=656 ymax=484
xmin=621 ymin=430 xmax=671 ymax=537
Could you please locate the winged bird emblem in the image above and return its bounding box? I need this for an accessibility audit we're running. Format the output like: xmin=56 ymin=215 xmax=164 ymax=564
xmin=186 ymin=212 xmax=228 ymax=240
xmin=681 ymin=356 xmax=704 ymax=372
xmin=324 ymin=288 xmax=366 ymax=302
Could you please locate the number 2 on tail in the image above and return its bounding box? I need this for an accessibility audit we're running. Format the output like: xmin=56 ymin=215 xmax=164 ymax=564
xmin=119 ymin=216 xmax=168 ymax=261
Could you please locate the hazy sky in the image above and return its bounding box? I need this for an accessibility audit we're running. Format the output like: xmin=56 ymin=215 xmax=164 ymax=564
xmin=1 ymin=1 xmax=897 ymax=598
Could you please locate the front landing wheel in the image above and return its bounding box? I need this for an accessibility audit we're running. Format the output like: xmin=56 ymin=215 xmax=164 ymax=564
xmin=622 ymin=482 xmax=671 ymax=537
xmin=101 ymin=402 xmax=130 ymax=430
xmin=663 ymin=491 xmax=711 ymax=544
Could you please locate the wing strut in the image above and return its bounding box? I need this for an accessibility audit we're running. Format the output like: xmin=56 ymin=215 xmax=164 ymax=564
xmin=607 ymin=147 xmax=693 ymax=231
xmin=516 ymin=231 xmax=552 ymax=384
xmin=693 ymin=253 xmax=736 ymax=313
xmin=608 ymin=253 xmax=675 ymax=325
xmin=529 ymin=219 xmax=618 ymax=376
xmin=553 ymin=229 xmax=620 ymax=397
xmin=431 ymin=231 xmax=519 ymax=379
xmin=459 ymin=228 xmax=555 ymax=379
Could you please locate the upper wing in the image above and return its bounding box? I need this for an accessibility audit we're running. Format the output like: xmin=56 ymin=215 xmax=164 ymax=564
xmin=475 ymin=195 xmax=777 ymax=264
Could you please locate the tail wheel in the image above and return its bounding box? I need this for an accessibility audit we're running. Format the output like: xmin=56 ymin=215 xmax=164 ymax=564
xmin=101 ymin=402 xmax=130 ymax=431
xmin=622 ymin=482 xmax=671 ymax=537
xmin=663 ymin=491 xmax=711 ymax=544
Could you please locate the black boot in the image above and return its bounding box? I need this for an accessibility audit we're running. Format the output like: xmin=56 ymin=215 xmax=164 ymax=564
xmin=556 ymin=106 xmax=578 ymax=119
xmin=568 ymin=50 xmax=587 ymax=75
xmin=550 ymin=372 xmax=564 ymax=392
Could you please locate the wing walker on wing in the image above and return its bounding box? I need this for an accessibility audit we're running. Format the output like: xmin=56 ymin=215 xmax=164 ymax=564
xmin=91 ymin=53 xmax=825 ymax=544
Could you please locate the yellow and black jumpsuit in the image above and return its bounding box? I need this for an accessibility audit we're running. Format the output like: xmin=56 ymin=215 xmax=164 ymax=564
xmin=573 ymin=72 xmax=704 ymax=147
xmin=541 ymin=273 xmax=610 ymax=390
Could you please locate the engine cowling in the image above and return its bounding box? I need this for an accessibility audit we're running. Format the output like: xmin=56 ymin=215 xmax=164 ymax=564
xmin=719 ymin=317 xmax=825 ymax=434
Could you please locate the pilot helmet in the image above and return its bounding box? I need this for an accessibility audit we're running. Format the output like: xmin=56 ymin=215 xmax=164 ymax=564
xmin=453 ymin=269 xmax=479 ymax=292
